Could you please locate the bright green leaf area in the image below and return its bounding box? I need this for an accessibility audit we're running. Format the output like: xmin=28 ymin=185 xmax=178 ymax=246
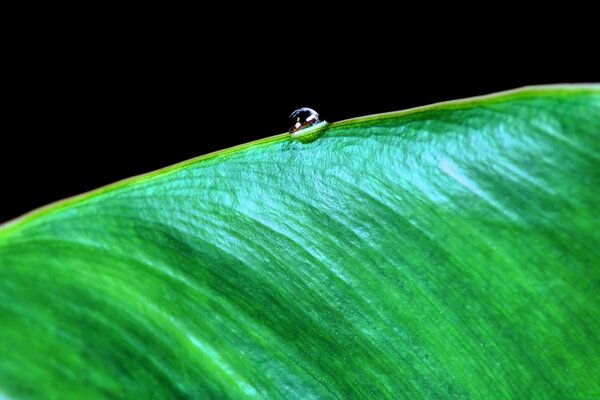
xmin=1 ymin=86 xmax=599 ymax=399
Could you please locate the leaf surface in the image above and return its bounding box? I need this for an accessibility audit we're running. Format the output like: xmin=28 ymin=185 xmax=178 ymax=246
xmin=1 ymin=86 xmax=599 ymax=399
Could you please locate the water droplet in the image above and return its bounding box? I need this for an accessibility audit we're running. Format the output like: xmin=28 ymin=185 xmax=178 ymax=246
xmin=289 ymin=107 xmax=321 ymax=134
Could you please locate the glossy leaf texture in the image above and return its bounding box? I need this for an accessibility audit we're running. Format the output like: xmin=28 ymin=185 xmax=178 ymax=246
xmin=1 ymin=86 xmax=599 ymax=399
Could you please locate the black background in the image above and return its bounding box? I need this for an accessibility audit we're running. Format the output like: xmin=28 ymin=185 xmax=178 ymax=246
xmin=3 ymin=35 xmax=598 ymax=223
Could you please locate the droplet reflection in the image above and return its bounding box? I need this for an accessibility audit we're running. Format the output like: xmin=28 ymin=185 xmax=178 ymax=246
xmin=289 ymin=107 xmax=321 ymax=134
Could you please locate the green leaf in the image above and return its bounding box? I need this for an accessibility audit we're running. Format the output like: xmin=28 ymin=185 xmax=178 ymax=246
xmin=1 ymin=86 xmax=599 ymax=399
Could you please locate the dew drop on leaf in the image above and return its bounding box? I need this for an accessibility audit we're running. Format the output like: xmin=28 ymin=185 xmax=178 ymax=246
xmin=289 ymin=107 xmax=321 ymax=134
